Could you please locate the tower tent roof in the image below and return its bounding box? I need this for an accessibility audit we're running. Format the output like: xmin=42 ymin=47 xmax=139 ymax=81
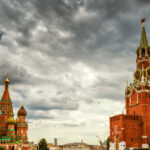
xmin=140 ymin=18 xmax=149 ymax=48
xmin=1 ymin=77 xmax=11 ymax=101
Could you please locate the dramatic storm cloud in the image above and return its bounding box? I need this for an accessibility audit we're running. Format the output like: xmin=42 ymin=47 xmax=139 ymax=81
xmin=0 ymin=0 xmax=149 ymax=145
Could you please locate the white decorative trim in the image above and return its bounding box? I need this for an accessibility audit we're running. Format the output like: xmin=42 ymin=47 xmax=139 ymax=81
xmin=142 ymin=136 xmax=148 ymax=138
xmin=130 ymin=102 xmax=139 ymax=107
xmin=137 ymin=89 xmax=150 ymax=93
xmin=121 ymin=128 xmax=125 ymax=130
xmin=142 ymin=144 xmax=149 ymax=148
xmin=109 ymin=142 xmax=114 ymax=150
xmin=119 ymin=141 xmax=126 ymax=150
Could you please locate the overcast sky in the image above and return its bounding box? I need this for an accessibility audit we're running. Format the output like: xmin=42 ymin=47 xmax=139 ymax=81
xmin=0 ymin=0 xmax=150 ymax=145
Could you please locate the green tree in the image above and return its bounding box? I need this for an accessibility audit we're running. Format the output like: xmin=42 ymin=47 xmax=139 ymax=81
xmin=106 ymin=136 xmax=110 ymax=150
xmin=38 ymin=138 xmax=49 ymax=150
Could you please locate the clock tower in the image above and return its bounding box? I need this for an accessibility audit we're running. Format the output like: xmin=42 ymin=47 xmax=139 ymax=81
xmin=110 ymin=19 xmax=150 ymax=150
xmin=134 ymin=18 xmax=150 ymax=82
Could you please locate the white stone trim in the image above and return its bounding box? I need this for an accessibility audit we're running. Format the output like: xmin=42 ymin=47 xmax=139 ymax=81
xmin=142 ymin=136 xmax=148 ymax=138
xmin=121 ymin=128 xmax=125 ymax=130
xmin=142 ymin=144 xmax=149 ymax=148
xmin=130 ymin=102 xmax=139 ymax=107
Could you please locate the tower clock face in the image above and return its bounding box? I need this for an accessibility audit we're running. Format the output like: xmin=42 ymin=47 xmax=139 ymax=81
xmin=134 ymin=69 xmax=141 ymax=81
xmin=146 ymin=67 xmax=150 ymax=78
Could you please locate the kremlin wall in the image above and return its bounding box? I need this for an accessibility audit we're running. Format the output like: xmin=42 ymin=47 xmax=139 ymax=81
xmin=109 ymin=19 xmax=150 ymax=150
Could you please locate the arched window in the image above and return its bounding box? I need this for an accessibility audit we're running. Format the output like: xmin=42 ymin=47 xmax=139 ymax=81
xmin=137 ymin=51 xmax=139 ymax=57
xmin=142 ymin=48 xmax=145 ymax=56
xmin=148 ymin=48 xmax=150 ymax=55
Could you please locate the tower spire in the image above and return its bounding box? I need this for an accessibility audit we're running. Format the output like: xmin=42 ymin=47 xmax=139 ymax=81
xmin=140 ymin=18 xmax=148 ymax=48
xmin=1 ymin=77 xmax=10 ymax=101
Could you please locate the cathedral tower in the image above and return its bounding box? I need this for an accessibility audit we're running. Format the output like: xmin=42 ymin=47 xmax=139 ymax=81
xmin=7 ymin=115 xmax=16 ymax=142
xmin=17 ymin=105 xmax=28 ymax=143
xmin=0 ymin=77 xmax=30 ymax=150
xmin=0 ymin=78 xmax=13 ymax=135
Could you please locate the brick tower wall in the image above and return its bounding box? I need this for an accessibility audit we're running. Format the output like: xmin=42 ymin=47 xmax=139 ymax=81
xmin=110 ymin=114 xmax=142 ymax=148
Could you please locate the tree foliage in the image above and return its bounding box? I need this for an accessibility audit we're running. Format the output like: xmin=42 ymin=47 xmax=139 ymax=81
xmin=106 ymin=136 xmax=110 ymax=150
xmin=38 ymin=138 xmax=49 ymax=150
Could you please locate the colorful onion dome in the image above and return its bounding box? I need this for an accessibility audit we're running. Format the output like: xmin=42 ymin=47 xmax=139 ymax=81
xmin=17 ymin=105 xmax=27 ymax=116
xmin=7 ymin=116 xmax=16 ymax=124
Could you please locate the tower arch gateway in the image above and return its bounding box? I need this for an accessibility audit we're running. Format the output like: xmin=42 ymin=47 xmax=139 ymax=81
xmin=110 ymin=18 xmax=150 ymax=150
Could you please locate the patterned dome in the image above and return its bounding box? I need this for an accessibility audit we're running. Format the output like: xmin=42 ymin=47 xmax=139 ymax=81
xmin=17 ymin=105 xmax=27 ymax=116
xmin=7 ymin=116 xmax=16 ymax=124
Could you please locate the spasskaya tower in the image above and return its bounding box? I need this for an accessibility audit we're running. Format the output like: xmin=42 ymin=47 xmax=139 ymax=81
xmin=110 ymin=18 xmax=150 ymax=150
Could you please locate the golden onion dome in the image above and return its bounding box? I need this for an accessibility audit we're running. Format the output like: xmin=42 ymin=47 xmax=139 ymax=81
xmin=4 ymin=77 xmax=10 ymax=83
xmin=7 ymin=116 xmax=16 ymax=124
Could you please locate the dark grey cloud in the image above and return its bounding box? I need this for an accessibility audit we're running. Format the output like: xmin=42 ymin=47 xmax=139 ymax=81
xmin=27 ymin=111 xmax=54 ymax=120
xmin=0 ymin=31 xmax=5 ymax=40
xmin=0 ymin=60 xmax=35 ymax=84
xmin=0 ymin=0 xmax=149 ymax=144
xmin=28 ymin=97 xmax=79 ymax=111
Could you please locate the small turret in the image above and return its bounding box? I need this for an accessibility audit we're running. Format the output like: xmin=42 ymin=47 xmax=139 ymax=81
xmin=17 ymin=105 xmax=27 ymax=117
xmin=7 ymin=116 xmax=16 ymax=124
xmin=7 ymin=115 xmax=16 ymax=141
xmin=16 ymin=104 xmax=28 ymax=143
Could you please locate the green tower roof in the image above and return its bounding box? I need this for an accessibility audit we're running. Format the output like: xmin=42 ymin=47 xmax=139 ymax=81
xmin=140 ymin=18 xmax=149 ymax=48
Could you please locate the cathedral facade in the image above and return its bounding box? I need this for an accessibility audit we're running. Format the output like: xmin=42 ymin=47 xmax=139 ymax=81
xmin=110 ymin=19 xmax=150 ymax=150
xmin=0 ymin=78 xmax=30 ymax=150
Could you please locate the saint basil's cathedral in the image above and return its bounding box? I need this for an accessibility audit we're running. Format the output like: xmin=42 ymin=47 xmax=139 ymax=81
xmin=0 ymin=78 xmax=30 ymax=150
xmin=110 ymin=19 xmax=150 ymax=150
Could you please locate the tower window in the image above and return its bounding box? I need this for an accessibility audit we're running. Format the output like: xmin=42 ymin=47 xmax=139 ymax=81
xmin=142 ymin=48 xmax=145 ymax=56
xmin=148 ymin=48 xmax=150 ymax=55
xmin=137 ymin=51 xmax=139 ymax=57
